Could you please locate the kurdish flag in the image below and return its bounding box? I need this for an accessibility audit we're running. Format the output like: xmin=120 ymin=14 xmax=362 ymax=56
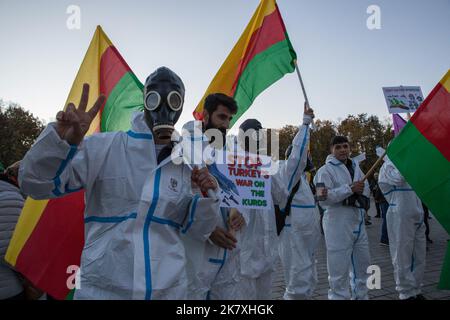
xmin=193 ymin=0 xmax=297 ymax=126
xmin=6 ymin=26 xmax=144 ymax=299
xmin=387 ymin=70 xmax=450 ymax=289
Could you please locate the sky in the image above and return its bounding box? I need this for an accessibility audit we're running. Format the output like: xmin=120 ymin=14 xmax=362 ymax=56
xmin=0 ymin=0 xmax=449 ymax=132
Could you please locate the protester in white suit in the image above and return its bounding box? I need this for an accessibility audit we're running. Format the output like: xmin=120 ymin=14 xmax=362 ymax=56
xmin=378 ymin=157 xmax=426 ymax=300
xmin=278 ymin=146 xmax=321 ymax=300
xmin=237 ymin=106 xmax=315 ymax=299
xmin=314 ymin=136 xmax=371 ymax=300
xmin=19 ymin=67 xmax=220 ymax=299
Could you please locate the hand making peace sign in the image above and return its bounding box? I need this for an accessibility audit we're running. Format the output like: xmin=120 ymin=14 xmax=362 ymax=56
xmin=55 ymin=83 xmax=106 ymax=145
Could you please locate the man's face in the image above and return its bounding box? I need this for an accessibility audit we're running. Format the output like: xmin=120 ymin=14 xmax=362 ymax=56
xmin=204 ymin=105 xmax=234 ymax=133
xmin=331 ymin=142 xmax=351 ymax=162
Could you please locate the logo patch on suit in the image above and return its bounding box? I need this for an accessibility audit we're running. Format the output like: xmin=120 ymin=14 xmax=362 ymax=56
xmin=169 ymin=177 xmax=179 ymax=193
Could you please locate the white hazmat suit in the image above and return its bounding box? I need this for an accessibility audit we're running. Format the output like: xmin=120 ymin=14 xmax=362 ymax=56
xmin=378 ymin=158 xmax=426 ymax=300
xmin=238 ymin=120 xmax=312 ymax=299
xmin=183 ymin=206 xmax=247 ymax=300
xmin=314 ymin=155 xmax=371 ymax=300
xmin=19 ymin=112 xmax=220 ymax=300
xmin=185 ymin=117 xmax=312 ymax=300
xmin=278 ymin=169 xmax=321 ymax=299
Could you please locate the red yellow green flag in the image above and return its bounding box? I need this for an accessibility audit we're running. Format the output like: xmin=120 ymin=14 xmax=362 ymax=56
xmin=6 ymin=26 xmax=143 ymax=299
xmin=193 ymin=0 xmax=297 ymax=126
xmin=387 ymin=70 xmax=450 ymax=289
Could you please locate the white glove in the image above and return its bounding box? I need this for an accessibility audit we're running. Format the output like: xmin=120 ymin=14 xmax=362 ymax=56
xmin=303 ymin=114 xmax=313 ymax=126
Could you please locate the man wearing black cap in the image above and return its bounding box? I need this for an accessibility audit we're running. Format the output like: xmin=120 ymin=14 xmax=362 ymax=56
xmin=236 ymin=105 xmax=315 ymax=299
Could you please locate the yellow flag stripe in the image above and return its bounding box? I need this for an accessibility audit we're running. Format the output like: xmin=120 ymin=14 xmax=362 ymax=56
xmin=193 ymin=0 xmax=276 ymax=116
xmin=5 ymin=199 xmax=49 ymax=265
xmin=439 ymin=69 xmax=450 ymax=93
xmin=5 ymin=26 xmax=112 ymax=265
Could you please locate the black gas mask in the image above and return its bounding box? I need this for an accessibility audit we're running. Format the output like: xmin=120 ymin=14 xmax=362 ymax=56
xmin=144 ymin=67 xmax=185 ymax=141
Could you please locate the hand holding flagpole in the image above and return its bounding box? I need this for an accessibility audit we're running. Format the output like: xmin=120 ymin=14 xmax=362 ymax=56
xmin=362 ymin=151 xmax=387 ymax=182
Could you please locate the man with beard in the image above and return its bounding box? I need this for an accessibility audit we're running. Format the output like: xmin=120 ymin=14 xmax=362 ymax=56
xmin=19 ymin=67 xmax=220 ymax=299
xmin=183 ymin=93 xmax=250 ymax=299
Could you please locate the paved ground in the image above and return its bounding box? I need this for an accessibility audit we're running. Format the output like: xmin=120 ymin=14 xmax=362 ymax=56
xmin=271 ymin=202 xmax=450 ymax=300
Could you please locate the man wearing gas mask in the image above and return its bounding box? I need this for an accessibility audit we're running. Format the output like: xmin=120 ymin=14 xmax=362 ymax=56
xmin=19 ymin=67 xmax=220 ymax=299
xmin=234 ymin=104 xmax=315 ymax=299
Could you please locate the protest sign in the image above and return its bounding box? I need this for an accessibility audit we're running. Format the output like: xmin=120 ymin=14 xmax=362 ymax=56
xmin=382 ymin=86 xmax=424 ymax=114
xmin=210 ymin=151 xmax=273 ymax=210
